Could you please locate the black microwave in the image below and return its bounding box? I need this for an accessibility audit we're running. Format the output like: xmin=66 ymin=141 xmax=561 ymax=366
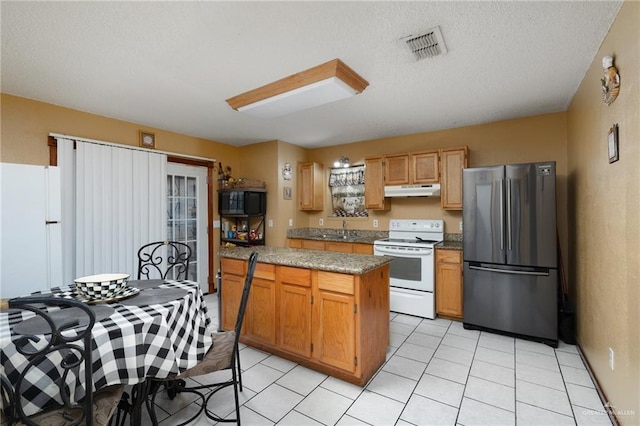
xmin=218 ymin=189 xmax=266 ymax=215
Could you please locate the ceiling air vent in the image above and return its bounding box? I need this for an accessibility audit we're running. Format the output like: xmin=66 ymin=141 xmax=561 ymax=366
xmin=402 ymin=26 xmax=448 ymax=60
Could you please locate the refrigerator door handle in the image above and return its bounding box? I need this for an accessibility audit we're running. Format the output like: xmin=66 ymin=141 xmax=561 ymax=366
xmin=499 ymin=179 xmax=504 ymax=250
xmin=506 ymin=178 xmax=512 ymax=251
xmin=469 ymin=265 xmax=549 ymax=277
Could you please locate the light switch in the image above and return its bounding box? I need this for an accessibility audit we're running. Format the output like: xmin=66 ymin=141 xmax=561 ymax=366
xmin=319 ymin=218 xmax=324 ymax=226
xmin=268 ymin=219 xmax=273 ymax=227
xmin=288 ymin=218 xmax=293 ymax=227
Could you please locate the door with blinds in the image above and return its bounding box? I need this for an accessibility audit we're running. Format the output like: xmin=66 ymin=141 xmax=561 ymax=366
xmin=167 ymin=163 xmax=209 ymax=293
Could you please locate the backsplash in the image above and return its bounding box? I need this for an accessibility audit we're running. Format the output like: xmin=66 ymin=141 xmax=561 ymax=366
xmin=444 ymin=233 xmax=463 ymax=242
xmin=287 ymin=227 xmax=388 ymax=240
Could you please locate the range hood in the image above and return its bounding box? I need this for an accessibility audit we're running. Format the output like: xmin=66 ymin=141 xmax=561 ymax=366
xmin=384 ymin=183 xmax=441 ymax=197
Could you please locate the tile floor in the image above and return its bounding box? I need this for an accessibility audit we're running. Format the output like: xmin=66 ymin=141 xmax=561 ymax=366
xmin=137 ymin=294 xmax=614 ymax=425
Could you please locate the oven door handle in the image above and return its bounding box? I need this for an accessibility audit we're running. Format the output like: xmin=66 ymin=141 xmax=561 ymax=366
xmin=374 ymin=246 xmax=432 ymax=256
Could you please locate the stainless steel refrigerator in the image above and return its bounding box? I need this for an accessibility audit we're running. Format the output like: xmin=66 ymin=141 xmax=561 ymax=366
xmin=462 ymin=162 xmax=558 ymax=346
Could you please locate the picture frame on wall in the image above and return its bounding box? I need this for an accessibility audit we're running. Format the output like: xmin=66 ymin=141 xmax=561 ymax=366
xmin=139 ymin=131 xmax=156 ymax=149
xmin=608 ymin=124 xmax=619 ymax=163
xmin=283 ymin=187 xmax=292 ymax=200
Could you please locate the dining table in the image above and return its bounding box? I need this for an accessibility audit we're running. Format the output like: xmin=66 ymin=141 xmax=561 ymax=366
xmin=0 ymin=279 xmax=214 ymax=425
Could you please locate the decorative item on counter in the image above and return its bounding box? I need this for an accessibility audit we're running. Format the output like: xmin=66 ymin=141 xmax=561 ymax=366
xmin=227 ymin=177 xmax=266 ymax=189
xmin=601 ymin=55 xmax=620 ymax=106
xmin=217 ymin=163 xmax=234 ymax=188
xmin=249 ymin=229 xmax=258 ymax=240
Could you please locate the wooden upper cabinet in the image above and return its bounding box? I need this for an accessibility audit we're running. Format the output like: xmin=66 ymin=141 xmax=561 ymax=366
xmin=440 ymin=147 xmax=468 ymax=210
xmin=412 ymin=150 xmax=439 ymax=184
xmin=298 ymin=162 xmax=324 ymax=211
xmin=384 ymin=154 xmax=410 ymax=185
xmin=364 ymin=156 xmax=389 ymax=210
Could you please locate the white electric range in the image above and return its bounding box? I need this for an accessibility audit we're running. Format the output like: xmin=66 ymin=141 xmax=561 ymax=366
xmin=373 ymin=219 xmax=444 ymax=319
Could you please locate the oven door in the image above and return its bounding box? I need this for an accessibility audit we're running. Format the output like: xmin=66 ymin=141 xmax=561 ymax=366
xmin=373 ymin=245 xmax=434 ymax=291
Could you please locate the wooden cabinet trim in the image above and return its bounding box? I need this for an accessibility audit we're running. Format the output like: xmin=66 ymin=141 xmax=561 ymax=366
xmin=279 ymin=266 xmax=312 ymax=287
xmin=317 ymin=271 xmax=355 ymax=295
xmin=222 ymin=258 xmax=246 ymax=276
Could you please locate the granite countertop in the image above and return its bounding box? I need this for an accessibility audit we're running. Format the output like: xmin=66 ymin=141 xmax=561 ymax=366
xmin=436 ymin=241 xmax=463 ymax=251
xmin=286 ymin=228 xmax=387 ymax=245
xmin=219 ymin=246 xmax=393 ymax=275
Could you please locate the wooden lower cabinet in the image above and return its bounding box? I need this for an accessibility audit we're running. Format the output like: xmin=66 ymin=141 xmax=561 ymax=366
xmin=278 ymin=267 xmax=312 ymax=357
xmin=435 ymin=249 xmax=463 ymax=319
xmin=245 ymin=263 xmax=277 ymax=345
xmin=220 ymin=257 xmax=389 ymax=386
xmin=220 ymin=258 xmax=245 ymax=332
xmin=314 ymin=290 xmax=355 ymax=372
xmin=288 ymin=238 xmax=373 ymax=255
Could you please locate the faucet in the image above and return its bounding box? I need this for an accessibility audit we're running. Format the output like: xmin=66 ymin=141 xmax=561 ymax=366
xmin=342 ymin=220 xmax=346 ymax=236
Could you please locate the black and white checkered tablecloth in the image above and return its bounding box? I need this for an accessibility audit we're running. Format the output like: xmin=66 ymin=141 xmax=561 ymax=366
xmin=0 ymin=280 xmax=214 ymax=417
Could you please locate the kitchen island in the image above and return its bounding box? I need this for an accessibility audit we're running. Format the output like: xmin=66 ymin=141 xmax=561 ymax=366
xmin=219 ymin=246 xmax=392 ymax=386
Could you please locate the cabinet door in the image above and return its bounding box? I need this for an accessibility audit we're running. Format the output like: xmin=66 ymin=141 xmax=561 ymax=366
xmin=325 ymin=242 xmax=353 ymax=253
xmin=313 ymin=290 xmax=356 ymax=372
xmin=246 ymin=276 xmax=277 ymax=345
xmin=436 ymin=250 xmax=463 ymax=318
xmin=412 ymin=151 xmax=439 ymax=184
xmin=353 ymin=243 xmax=373 ymax=255
xmin=288 ymin=238 xmax=303 ymax=248
xmin=301 ymin=240 xmax=325 ymax=251
xmin=364 ymin=156 xmax=389 ymax=210
xmin=280 ymin=283 xmax=312 ymax=357
xmin=279 ymin=266 xmax=312 ymax=357
xmin=384 ymin=154 xmax=410 ymax=185
xmin=440 ymin=147 xmax=468 ymax=210
xmin=221 ymin=272 xmax=245 ymax=332
xmin=298 ymin=162 xmax=324 ymax=211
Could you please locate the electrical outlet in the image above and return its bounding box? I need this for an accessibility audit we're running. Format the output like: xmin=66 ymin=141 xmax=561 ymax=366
xmin=268 ymin=219 xmax=273 ymax=227
xmin=319 ymin=218 xmax=324 ymax=226
xmin=609 ymin=347 xmax=615 ymax=370
xmin=288 ymin=218 xmax=293 ymax=227
xmin=460 ymin=221 xmax=463 ymax=231
xmin=373 ymin=219 xmax=379 ymax=228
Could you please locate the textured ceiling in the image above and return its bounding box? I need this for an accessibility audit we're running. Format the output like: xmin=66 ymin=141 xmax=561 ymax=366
xmin=1 ymin=1 xmax=622 ymax=148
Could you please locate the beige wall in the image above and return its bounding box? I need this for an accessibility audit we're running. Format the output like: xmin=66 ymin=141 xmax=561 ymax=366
xmin=303 ymin=112 xmax=568 ymax=265
xmin=0 ymin=93 xmax=242 ymax=274
xmin=567 ymin=1 xmax=639 ymax=423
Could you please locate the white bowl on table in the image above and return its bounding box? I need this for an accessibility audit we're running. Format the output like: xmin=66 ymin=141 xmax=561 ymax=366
xmin=74 ymin=273 xmax=130 ymax=300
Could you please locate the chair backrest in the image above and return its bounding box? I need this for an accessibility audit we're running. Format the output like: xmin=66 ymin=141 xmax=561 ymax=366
xmin=230 ymin=252 xmax=258 ymax=360
xmin=137 ymin=241 xmax=192 ymax=280
xmin=2 ymin=296 xmax=96 ymax=426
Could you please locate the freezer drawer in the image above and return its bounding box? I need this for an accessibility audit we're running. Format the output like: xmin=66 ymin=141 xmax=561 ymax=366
xmin=463 ymin=262 xmax=557 ymax=343
xmin=390 ymin=287 xmax=435 ymax=319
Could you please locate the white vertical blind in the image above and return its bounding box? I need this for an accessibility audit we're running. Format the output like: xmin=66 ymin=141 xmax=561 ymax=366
xmin=57 ymin=138 xmax=76 ymax=286
xmin=58 ymin=137 xmax=167 ymax=280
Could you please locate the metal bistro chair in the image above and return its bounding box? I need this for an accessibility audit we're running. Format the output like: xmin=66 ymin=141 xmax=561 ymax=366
xmin=0 ymin=296 xmax=124 ymax=426
xmin=146 ymin=251 xmax=259 ymax=426
xmin=137 ymin=241 xmax=192 ymax=280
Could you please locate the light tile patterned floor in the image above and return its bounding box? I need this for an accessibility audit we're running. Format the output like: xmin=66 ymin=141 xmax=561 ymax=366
xmin=136 ymin=293 xmax=613 ymax=426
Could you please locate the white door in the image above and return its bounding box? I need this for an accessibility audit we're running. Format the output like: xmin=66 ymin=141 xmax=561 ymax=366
xmin=167 ymin=163 xmax=209 ymax=293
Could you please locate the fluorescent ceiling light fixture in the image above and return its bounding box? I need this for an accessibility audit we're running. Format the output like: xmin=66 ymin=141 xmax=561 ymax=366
xmin=226 ymin=59 xmax=369 ymax=118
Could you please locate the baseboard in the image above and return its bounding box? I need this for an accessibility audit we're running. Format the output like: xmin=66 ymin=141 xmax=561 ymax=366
xmin=575 ymin=339 xmax=619 ymax=425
